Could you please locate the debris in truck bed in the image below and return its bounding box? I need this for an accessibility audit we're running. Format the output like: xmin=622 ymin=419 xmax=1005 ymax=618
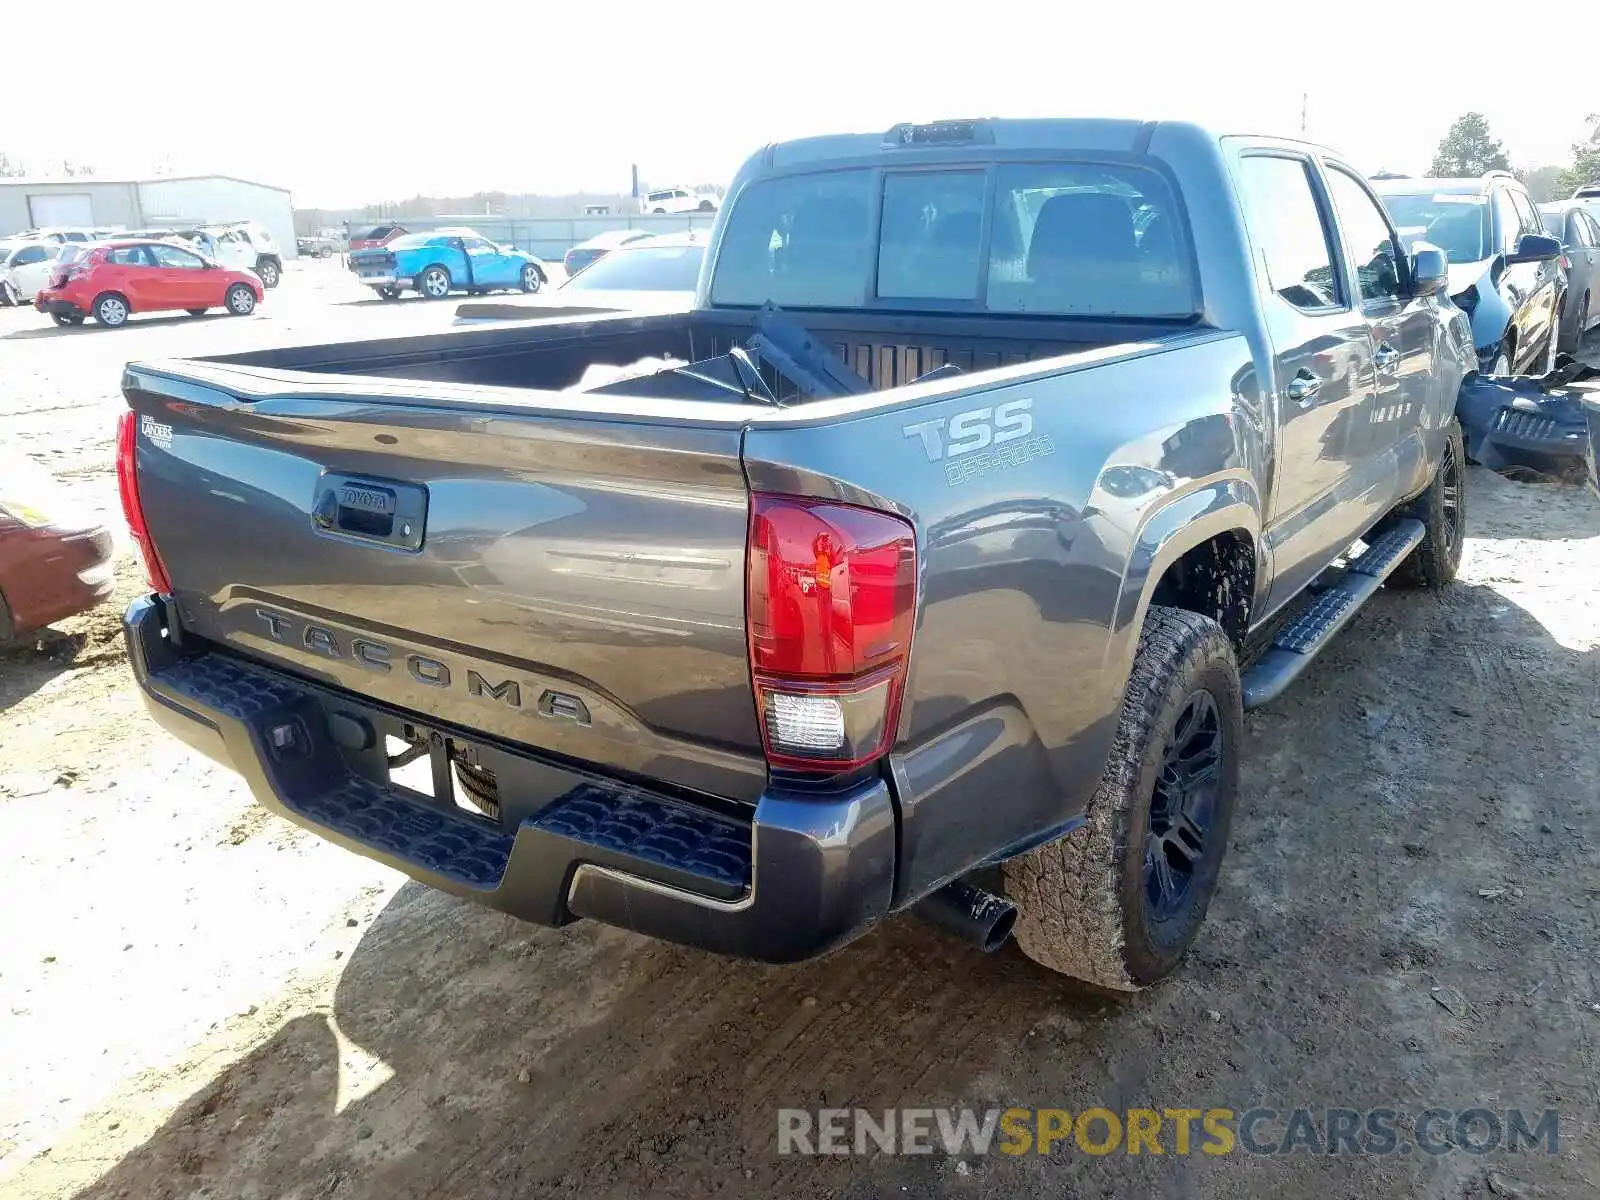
xmin=577 ymin=347 xmax=779 ymax=406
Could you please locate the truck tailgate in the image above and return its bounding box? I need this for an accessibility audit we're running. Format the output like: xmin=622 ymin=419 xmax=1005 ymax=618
xmin=124 ymin=366 xmax=766 ymax=804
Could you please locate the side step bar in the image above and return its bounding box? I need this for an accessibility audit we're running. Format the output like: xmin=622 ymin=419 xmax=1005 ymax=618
xmin=1241 ymin=518 xmax=1426 ymax=710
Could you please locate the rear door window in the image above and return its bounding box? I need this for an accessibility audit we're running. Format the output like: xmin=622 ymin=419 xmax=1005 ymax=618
xmin=150 ymin=244 xmax=206 ymax=269
xmin=1234 ymin=155 xmax=1343 ymax=310
xmin=1325 ymin=167 xmax=1403 ymax=305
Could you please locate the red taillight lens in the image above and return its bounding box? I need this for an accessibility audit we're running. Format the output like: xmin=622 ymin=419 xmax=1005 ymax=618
xmin=747 ymin=494 xmax=917 ymax=772
xmin=115 ymin=410 xmax=172 ymax=594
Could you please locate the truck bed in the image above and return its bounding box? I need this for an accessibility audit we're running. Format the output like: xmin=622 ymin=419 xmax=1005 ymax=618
xmin=204 ymin=307 xmax=1192 ymax=398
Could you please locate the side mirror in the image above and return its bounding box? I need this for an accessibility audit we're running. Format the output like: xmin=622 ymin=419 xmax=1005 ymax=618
xmin=1409 ymin=243 xmax=1449 ymax=297
xmin=1508 ymin=233 xmax=1563 ymax=264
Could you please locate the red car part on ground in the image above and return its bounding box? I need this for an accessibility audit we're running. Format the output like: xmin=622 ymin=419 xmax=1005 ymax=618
xmin=34 ymin=240 xmax=262 ymax=329
xmin=0 ymin=453 xmax=114 ymax=641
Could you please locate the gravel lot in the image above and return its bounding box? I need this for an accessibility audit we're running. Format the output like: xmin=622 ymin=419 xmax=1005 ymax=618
xmin=2 ymin=267 xmax=1598 ymax=1199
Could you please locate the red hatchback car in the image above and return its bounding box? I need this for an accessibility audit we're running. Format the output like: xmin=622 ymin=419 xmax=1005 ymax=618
xmin=35 ymin=239 xmax=262 ymax=329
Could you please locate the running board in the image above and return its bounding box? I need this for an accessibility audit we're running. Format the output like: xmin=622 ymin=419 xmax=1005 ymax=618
xmin=1241 ymin=518 xmax=1426 ymax=710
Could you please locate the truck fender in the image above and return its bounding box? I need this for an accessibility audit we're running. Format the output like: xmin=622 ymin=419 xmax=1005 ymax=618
xmin=1102 ymin=476 xmax=1263 ymax=681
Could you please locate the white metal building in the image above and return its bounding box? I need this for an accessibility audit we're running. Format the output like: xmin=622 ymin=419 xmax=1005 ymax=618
xmin=0 ymin=175 xmax=297 ymax=258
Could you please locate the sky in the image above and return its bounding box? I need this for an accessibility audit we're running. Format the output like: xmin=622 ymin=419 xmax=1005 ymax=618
xmin=7 ymin=0 xmax=1596 ymax=208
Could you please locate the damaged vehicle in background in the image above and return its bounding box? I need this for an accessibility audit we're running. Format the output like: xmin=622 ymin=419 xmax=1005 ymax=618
xmin=349 ymin=229 xmax=549 ymax=300
xmin=0 ymin=447 xmax=114 ymax=644
xmin=1376 ymin=172 xmax=1565 ymax=376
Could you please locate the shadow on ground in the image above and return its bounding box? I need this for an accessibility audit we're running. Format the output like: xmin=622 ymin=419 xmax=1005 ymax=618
xmin=47 ymin=484 xmax=1600 ymax=1200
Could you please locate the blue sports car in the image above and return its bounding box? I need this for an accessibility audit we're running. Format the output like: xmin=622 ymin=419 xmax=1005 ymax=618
xmin=349 ymin=227 xmax=549 ymax=301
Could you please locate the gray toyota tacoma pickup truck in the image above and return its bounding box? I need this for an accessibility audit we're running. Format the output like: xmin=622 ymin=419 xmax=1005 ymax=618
xmin=117 ymin=119 xmax=1474 ymax=991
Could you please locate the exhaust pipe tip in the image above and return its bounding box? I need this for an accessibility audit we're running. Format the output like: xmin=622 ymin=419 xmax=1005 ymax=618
xmin=913 ymin=878 xmax=1017 ymax=954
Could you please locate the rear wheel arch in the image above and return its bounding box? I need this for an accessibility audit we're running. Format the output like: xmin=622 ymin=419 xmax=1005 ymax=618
xmin=1115 ymin=482 xmax=1263 ymax=654
xmin=1148 ymin=529 xmax=1258 ymax=652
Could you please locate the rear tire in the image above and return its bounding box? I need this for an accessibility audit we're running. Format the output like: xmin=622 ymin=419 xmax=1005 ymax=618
xmin=92 ymin=292 xmax=129 ymax=327
xmin=50 ymin=312 xmax=82 ymax=327
xmin=224 ymin=283 xmax=257 ymax=316
xmin=419 ymin=265 xmax=452 ymax=299
xmin=255 ymin=257 xmax=281 ymax=288
xmin=1383 ymin=419 xmax=1465 ymax=589
xmin=317 ymin=246 xmax=333 ymax=259
xmin=1003 ymin=607 xmax=1242 ymax=991
xmin=186 ymin=308 xmax=208 ymax=316
xmin=520 ymin=263 xmax=543 ymax=293
xmin=375 ymin=286 xmax=400 ymax=301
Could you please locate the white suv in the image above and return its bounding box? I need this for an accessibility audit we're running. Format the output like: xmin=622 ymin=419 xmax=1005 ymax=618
xmin=640 ymin=187 xmax=719 ymax=215
xmin=177 ymin=223 xmax=284 ymax=287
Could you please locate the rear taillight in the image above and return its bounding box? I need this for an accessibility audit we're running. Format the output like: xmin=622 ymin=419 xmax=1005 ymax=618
xmin=746 ymin=495 xmax=917 ymax=772
xmin=115 ymin=410 xmax=172 ymax=594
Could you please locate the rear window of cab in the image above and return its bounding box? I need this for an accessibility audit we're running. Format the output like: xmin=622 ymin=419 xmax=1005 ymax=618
xmin=710 ymin=161 xmax=1197 ymax=318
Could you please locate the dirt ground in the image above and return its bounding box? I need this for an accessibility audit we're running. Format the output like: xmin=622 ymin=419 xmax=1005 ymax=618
xmin=1 ymin=271 xmax=1598 ymax=1198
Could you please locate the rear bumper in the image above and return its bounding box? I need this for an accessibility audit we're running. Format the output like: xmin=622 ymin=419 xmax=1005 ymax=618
xmin=358 ymin=275 xmax=408 ymax=289
xmin=37 ymin=296 xmax=86 ymax=319
xmin=1456 ymin=372 xmax=1592 ymax=474
xmin=123 ymin=596 xmax=896 ymax=962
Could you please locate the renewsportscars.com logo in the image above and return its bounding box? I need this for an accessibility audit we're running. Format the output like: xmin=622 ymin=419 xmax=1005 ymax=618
xmin=777 ymin=1107 xmax=1561 ymax=1158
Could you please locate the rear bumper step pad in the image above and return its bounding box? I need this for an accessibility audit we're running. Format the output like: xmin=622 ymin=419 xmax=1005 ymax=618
xmin=124 ymin=596 xmax=895 ymax=962
xmin=1241 ymin=518 xmax=1426 ymax=710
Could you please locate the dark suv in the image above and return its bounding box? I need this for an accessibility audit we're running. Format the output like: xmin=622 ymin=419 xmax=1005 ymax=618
xmin=1376 ymin=171 xmax=1565 ymax=375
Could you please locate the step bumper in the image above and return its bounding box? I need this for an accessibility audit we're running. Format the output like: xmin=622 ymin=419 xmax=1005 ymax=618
xmin=123 ymin=595 xmax=895 ymax=963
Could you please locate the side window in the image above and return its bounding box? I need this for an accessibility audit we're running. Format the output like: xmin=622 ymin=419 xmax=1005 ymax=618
xmin=1583 ymin=214 xmax=1600 ymax=246
xmin=1325 ymin=168 xmax=1402 ymax=305
xmin=1509 ymin=190 xmax=1542 ymax=240
xmin=150 ymin=244 xmax=205 ymax=270
xmin=1492 ymin=190 xmax=1521 ymax=253
xmin=107 ymin=246 xmax=150 ymax=266
xmin=1235 ymin=155 xmax=1343 ymax=310
xmin=14 ymin=246 xmax=48 ymax=266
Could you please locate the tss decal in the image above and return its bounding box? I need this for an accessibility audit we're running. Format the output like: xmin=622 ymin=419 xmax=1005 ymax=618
xmin=902 ymin=398 xmax=1034 ymax=461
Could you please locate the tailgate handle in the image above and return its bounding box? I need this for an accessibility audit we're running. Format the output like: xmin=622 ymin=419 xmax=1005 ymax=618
xmin=312 ymin=473 xmax=427 ymax=552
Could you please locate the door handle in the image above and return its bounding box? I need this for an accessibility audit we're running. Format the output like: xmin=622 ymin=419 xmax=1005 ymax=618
xmin=1285 ymin=370 xmax=1322 ymax=407
xmin=1372 ymin=344 xmax=1400 ymax=372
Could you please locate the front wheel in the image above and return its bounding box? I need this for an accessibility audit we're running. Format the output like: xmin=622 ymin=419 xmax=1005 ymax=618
xmin=1384 ymin=419 xmax=1465 ymax=589
xmin=0 ymin=281 xmax=16 ymax=307
xmin=520 ymin=263 xmax=543 ymax=293
xmin=186 ymin=308 xmax=209 ymax=316
xmin=1003 ymin=607 xmax=1242 ymax=991
xmin=419 ymin=265 xmax=451 ymax=299
xmin=255 ymin=258 xmax=281 ymax=288
xmin=317 ymin=246 xmax=333 ymax=259
xmin=224 ymin=283 xmax=257 ymax=316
